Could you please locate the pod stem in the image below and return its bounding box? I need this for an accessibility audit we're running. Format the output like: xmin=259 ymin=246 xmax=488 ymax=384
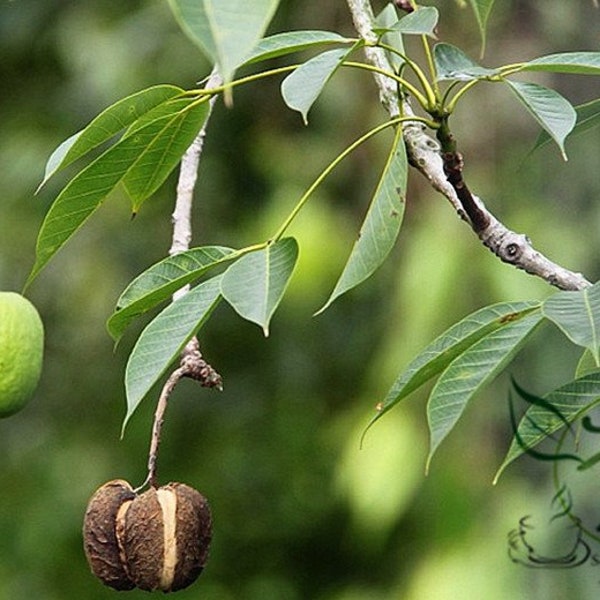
xmin=138 ymin=338 xmax=222 ymax=491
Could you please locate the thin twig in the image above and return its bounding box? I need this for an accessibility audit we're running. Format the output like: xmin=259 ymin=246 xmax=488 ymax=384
xmin=346 ymin=0 xmax=591 ymax=291
xmin=171 ymin=67 xmax=223 ymax=293
xmin=138 ymin=340 xmax=222 ymax=490
xmin=140 ymin=366 xmax=185 ymax=490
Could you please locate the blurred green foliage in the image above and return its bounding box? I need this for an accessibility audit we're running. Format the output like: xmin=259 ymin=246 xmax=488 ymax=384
xmin=1 ymin=1 xmax=599 ymax=598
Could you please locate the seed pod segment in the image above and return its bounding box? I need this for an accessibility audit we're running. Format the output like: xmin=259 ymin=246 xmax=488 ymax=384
xmin=82 ymin=479 xmax=136 ymax=591
xmin=121 ymin=482 xmax=212 ymax=592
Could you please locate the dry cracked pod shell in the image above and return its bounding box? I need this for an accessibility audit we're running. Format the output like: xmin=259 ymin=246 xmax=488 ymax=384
xmin=83 ymin=479 xmax=212 ymax=593
xmin=82 ymin=479 xmax=136 ymax=591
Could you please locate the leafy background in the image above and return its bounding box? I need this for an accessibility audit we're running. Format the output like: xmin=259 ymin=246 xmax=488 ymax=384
xmin=1 ymin=1 xmax=600 ymax=598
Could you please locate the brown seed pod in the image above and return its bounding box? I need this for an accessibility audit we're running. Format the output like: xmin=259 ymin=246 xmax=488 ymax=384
xmin=83 ymin=480 xmax=212 ymax=593
xmin=82 ymin=479 xmax=136 ymax=591
xmin=122 ymin=483 xmax=212 ymax=592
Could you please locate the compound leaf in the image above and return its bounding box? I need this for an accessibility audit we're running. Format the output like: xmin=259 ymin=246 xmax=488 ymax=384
xmin=27 ymin=98 xmax=209 ymax=286
xmin=390 ymin=6 xmax=439 ymax=37
xmin=467 ymin=0 xmax=495 ymax=54
xmin=434 ymin=42 xmax=497 ymax=80
xmin=530 ymin=98 xmax=600 ymax=153
xmin=121 ymin=99 xmax=210 ymax=212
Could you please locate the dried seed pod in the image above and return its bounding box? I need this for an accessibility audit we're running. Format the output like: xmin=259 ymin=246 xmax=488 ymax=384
xmin=82 ymin=479 xmax=136 ymax=591
xmin=83 ymin=480 xmax=212 ymax=593
xmin=122 ymin=482 xmax=212 ymax=592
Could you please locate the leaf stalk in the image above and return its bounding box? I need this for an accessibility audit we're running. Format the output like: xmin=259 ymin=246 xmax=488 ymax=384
xmin=271 ymin=115 xmax=432 ymax=241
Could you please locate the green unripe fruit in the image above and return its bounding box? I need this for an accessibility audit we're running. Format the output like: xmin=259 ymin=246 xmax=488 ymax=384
xmin=0 ymin=292 xmax=44 ymax=417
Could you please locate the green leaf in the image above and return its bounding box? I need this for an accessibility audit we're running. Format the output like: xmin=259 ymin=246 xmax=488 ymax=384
xmin=121 ymin=99 xmax=210 ymax=212
xmin=107 ymin=246 xmax=236 ymax=342
xmin=511 ymin=377 xmax=574 ymax=434
xmin=506 ymin=80 xmax=576 ymax=160
xmin=37 ymin=85 xmax=183 ymax=191
xmin=507 ymin=386 xmax=582 ymax=466
xmin=167 ymin=0 xmax=280 ymax=83
xmin=467 ymin=0 xmax=495 ymax=55
xmin=244 ymin=30 xmax=354 ymax=65
xmin=38 ymin=132 xmax=82 ymax=193
xmin=433 ymin=42 xmax=497 ymax=80
xmin=508 ymin=386 xmax=583 ymax=464
xmin=389 ymin=6 xmax=439 ymax=37
xmin=575 ymin=349 xmax=600 ymax=378
xmin=375 ymin=4 xmax=405 ymax=73
xmin=530 ymin=98 xmax=600 ymax=153
xmin=495 ymin=372 xmax=600 ymax=482
xmin=542 ymin=281 xmax=600 ymax=363
xmin=521 ymin=52 xmax=600 ymax=75
xmin=370 ymin=301 xmax=541 ymax=423
xmin=26 ymin=98 xmax=209 ymax=286
xmin=318 ymin=125 xmax=407 ymax=313
xmin=221 ymin=238 xmax=298 ymax=335
xmin=123 ymin=275 xmax=222 ymax=433
xmin=281 ymin=47 xmax=352 ymax=124
xmin=123 ymin=95 xmax=202 ymax=137
xmin=426 ymin=311 xmax=543 ymax=467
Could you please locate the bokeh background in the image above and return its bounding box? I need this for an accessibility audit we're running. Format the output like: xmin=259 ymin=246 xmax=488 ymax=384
xmin=1 ymin=1 xmax=600 ymax=598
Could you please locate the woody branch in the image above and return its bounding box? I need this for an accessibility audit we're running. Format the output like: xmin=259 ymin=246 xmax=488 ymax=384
xmin=346 ymin=0 xmax=591 ymax=291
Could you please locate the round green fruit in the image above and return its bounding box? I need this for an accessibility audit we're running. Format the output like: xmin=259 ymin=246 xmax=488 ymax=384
xmin=0 ymin=292 xmax=44 ymax=417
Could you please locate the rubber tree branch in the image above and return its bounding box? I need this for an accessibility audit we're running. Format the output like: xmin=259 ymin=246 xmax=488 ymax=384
xmin=346 ymin=0 xmax=591 ymax=291
xmin=170 ymin=68 xmax=224 ymax=280
xmin=170 ymin=66 xmax=224 ymax=381
xmin=170 ymin=66 xmax=223 ymax=387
